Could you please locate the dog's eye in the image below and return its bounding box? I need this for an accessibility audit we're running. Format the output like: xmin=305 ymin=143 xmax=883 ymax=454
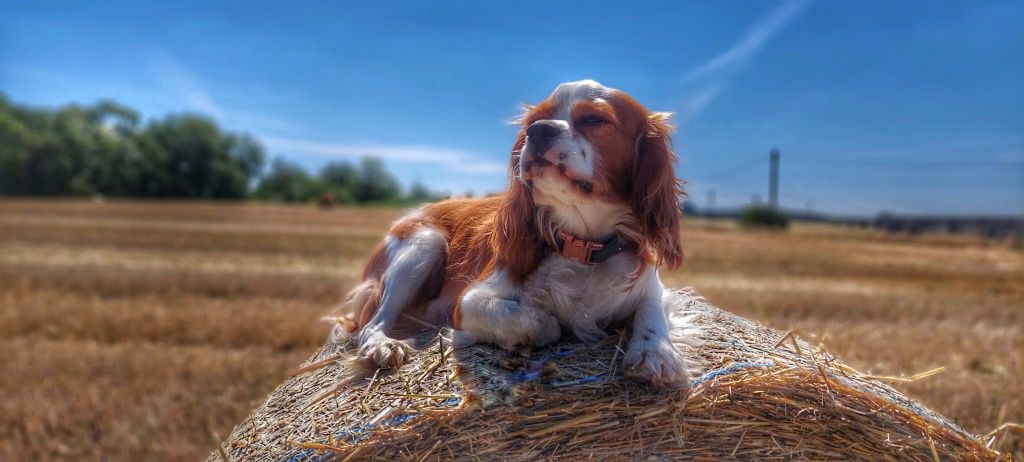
xmin=576 ymin=115 xmax=609 ymax=127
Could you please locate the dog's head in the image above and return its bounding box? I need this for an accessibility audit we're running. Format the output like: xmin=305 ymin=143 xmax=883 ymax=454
xmin=496 ymin=80 xmax=683 ymax=280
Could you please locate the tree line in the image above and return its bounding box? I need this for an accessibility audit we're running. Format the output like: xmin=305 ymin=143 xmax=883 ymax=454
xmin=0 ymin=95 xmax=441 ymax=204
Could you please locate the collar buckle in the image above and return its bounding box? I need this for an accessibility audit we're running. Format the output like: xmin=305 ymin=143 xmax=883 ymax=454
xmin=557 ymin=230 xmax=604 ymax=265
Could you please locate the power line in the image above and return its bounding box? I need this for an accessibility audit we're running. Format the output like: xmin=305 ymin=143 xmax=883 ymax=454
xmin=687 ymin=149 xmax=1022 ymax=212
xmin=691 ymin=155 xmax=766 ymax=181
xmin=784 ymin=154 xmax=1024 ymax=168
xmin=690 ymin=154 xmax=1022 ymax=184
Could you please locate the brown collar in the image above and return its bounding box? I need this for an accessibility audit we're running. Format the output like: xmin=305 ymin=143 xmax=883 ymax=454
xmin=554 ymin=230 xmax=627 ymax=265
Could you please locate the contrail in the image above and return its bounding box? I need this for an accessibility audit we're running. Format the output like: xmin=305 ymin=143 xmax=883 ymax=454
xmin=679 ymin=0 xmax=811 ymax=124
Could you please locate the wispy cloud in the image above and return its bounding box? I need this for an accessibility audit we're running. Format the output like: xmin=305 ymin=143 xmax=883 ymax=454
xmin=262 ymin=136 xmax=508 ymax=174
xmin=682 ymin=0 xmax=811 ymax=84
xmin=679 ymin=80 xmax=728 ymax=126
xmin=152 ymin=52 xmax=224 ymax=119
xmin=149 ymin=52 xmax=307 ymax=134
xmin=678 ymin=0 xmax=811 ymax=124
xmin=151 ymin=53 xmax=508 ymax=179
xmin=17 ymin=51 xmax=510 ymax=183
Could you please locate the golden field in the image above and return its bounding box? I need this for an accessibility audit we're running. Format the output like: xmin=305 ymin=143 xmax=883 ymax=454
xmin=0 ymin=199 xmax=1020 ymax=460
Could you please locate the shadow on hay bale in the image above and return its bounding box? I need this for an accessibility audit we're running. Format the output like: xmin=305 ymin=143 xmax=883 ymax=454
xmin=208 ymin=289 xmax=1008 ymax=461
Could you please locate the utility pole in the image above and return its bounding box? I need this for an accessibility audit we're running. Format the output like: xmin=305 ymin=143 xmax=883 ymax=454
xmin=769 ymin=147 xmax=780 ymax=210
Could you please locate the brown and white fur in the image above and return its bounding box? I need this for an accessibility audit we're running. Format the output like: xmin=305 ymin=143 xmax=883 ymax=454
xmin=342 ymin=80 xmax=690 ymax=388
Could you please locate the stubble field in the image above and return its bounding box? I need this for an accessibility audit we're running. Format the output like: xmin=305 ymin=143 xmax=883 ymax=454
xmin=1 ymin=199 xmax=1020 ymax=460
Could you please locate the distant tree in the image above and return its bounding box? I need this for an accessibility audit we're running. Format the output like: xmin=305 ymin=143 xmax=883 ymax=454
xmin=318 ymin=161 xmax=359 ymax=203
xmin=406 ymin=181 xmax=437 ymax=203
xmin=82 ymin=100 xmax=143 ymax=196
xmin=0 ymin=99 xmax=109 ymax=195
xmin=255 ymin=158 xmax=318 ymax=202
xmin=0 ymin=96 xmax=263 ymax=199
xmin=0 ymin=95 xmax=447 ymax=206
xmin=681 ymin=200 xmax=698 ymax=217
xmin=353 ymin=156 xmax=401 ymax=203
xmin=135 ymin=115 xmax=263 ymax=198
xmin=87 ymin=99 xmax=140 ymax=135
xmin=0 ymin=96 xmax=46 ymax=194
xmin=226 ymin=133 xmax=266 ymax=193
xmin=739 ymin=205 xmax=789 ymax=229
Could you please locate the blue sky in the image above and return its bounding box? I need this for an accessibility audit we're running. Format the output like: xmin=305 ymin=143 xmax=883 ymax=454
xmin=2 ymin=1 xmax=1022 ymax=215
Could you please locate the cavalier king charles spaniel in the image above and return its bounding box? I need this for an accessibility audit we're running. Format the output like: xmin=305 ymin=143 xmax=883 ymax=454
xmin=343 ymin=80 xmax=690 ymax=388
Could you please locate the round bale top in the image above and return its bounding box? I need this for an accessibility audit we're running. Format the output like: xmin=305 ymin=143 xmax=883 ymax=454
xmin=208 ymin=289 xmax=1007 ymax=461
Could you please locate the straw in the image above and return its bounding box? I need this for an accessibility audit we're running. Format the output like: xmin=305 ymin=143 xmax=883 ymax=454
xmin=207 ymin=288 xmax=1010 ymax=461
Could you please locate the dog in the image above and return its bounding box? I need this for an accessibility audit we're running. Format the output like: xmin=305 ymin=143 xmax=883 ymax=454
xmin=342 ymin=80 xmax=690 ymax=388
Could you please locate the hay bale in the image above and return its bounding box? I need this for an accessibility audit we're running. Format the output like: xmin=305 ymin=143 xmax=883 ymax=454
xmin=209 ymin=289 xmax=1007 ymax=461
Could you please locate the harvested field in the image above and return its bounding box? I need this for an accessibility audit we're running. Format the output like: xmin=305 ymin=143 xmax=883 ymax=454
xmin=0 ymin=199 xmax=1020 ymax=460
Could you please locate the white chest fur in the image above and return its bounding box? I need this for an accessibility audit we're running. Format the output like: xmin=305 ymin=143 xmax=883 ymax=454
xmin=520 ymin=252 xmax=655 ymax=344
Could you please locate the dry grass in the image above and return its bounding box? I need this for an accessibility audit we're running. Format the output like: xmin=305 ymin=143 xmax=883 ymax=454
xmin=208 ymin=291 xmax=1006 ymax=461
xmin=0 ymin=199 xmax=1020 ymax=460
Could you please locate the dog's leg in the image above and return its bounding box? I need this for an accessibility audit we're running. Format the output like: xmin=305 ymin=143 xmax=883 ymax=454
xmin=357 ymin=228 xmax=446 ymax=368
xmin=623 ymin=272 xmax=691 ymax=389
xmin=570 ymin=319 xmax=609 ymax=345
xmin=454 ymin=269 xmax=561 ymax=351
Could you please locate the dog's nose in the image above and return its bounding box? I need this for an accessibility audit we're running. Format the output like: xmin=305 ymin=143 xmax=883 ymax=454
xmin=527 ymin=120 xmax=563 ymax=141
xmin=526 ymin=121 xmax=563 ymax=159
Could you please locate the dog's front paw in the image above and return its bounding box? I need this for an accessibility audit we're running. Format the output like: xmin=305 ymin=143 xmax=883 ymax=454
xmin=501 ymin=304 xmax=562 ymax=350
xmin=357 ymin=330 xmax=412 ymax=368
xmin=623 ymin=336 xmax=690 ymax=390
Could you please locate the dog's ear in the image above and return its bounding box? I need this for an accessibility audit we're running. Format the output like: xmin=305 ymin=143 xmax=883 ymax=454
xmin=631 ymin=111 xmax=684 ymax=269
xmin=493 ymin=131 xmax=543 ymax=283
